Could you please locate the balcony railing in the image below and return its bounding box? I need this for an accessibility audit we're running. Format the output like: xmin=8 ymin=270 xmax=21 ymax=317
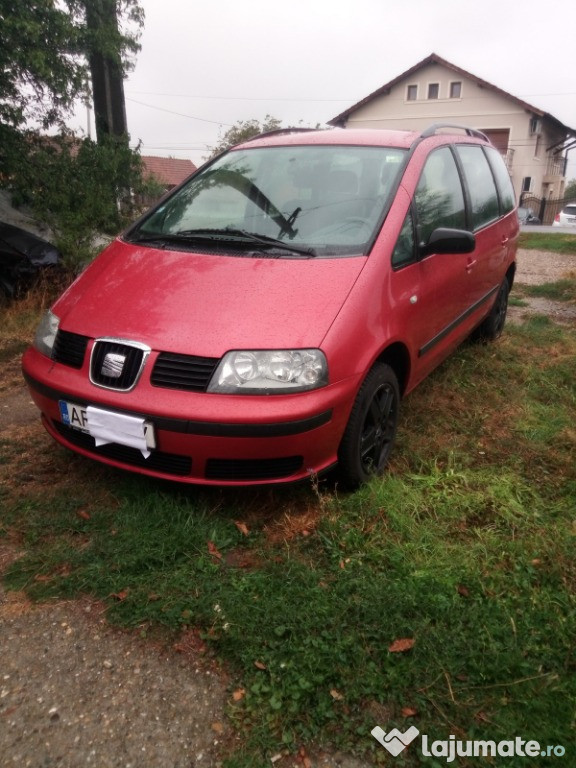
xmin=545 ymin=155 xmax=566 ymax=178
xmin=500 ymin=148 xmax=566 ymax=179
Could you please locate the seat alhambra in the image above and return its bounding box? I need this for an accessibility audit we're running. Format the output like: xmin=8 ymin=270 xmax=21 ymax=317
xmin=23 ymin=125 xmax=518 ymax=487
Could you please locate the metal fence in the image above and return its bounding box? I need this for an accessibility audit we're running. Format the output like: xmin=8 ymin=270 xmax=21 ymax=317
xmin=520 ymin=193 xmax=576 ymax=225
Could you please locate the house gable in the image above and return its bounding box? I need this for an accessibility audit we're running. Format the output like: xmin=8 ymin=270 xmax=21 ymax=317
xmin=330 ymin=53 xmax=562 ymax=129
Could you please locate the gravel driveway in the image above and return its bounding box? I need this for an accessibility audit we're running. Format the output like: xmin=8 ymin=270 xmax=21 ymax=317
xmin=0 ymin=590 xmax=227 ymax=768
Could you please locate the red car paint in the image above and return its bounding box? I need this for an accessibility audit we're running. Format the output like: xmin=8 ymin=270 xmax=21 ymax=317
xmin=23 ymin=127 xmax=518 ymax=486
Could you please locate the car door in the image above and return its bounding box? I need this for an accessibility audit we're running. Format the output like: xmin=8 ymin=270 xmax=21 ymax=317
xmin=409 ymin=146 xmax=472 ymax=377
xmin=454 ymin=144 xmax=506 ymax=308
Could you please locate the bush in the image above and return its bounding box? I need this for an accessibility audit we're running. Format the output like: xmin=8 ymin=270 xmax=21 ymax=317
xmin=8 ymin=132 xmax=158 ymax=271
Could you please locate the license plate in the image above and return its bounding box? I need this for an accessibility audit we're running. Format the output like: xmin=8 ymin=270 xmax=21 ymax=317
xmin=58 ymin=400 xmax=156 ymax=450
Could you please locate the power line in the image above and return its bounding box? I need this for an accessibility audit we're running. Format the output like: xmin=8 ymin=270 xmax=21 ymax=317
xmin=126 ymin=97 xmax=233 ymax=126
xmin=127 ymin=90 xmax=352 ymax=102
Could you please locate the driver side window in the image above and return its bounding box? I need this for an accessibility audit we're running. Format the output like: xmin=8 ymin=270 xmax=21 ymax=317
xmin=415 ymin=147 xmax=466 ymax=245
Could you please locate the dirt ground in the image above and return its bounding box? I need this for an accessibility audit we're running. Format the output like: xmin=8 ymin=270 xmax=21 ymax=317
xmin=1 ymin=248 xmax=574 ymax=768
xmin=507 ymin=248 xmax=576 ymax=324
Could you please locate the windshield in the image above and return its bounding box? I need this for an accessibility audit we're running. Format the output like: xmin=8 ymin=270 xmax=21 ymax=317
xmin=129 ymin=144 xmax=407 ymax=257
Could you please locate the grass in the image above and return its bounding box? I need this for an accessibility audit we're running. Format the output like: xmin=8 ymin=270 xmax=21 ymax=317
xmin=3 ymin=320 xmax=576 ymax=765
xmin=522 ymin=278 xmax=576 ymax=303
xmin=1 ymin=288 xmax=576 ymax=765
xmin=518 ymin=231 xmax=576 ymax=255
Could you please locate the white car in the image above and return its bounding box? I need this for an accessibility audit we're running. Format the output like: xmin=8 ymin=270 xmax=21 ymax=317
xmin=553 ymin=204 xmax=576 ymax=226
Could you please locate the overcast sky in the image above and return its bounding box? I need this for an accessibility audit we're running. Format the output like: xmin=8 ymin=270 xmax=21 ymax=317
xmin=72 ymin=0 xmax=576 ymax=175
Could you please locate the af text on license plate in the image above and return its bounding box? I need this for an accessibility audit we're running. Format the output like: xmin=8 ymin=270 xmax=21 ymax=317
xmin=58 ymin=400 xmax=156 ymax=449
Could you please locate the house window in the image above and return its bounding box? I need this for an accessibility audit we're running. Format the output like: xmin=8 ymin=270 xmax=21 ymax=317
xmin=406 ymin=84 xmax=418 ymax=101
xmin=529 ymin=117 xmax=542 ymax=135
xmin=449 ymin=81 xmax=462 ymax=99
xmin=522 ymin=177 xmax=532 ymax=193
xmin=427 ymin=83 xmax=439 ymax=99
xmin=534 ymin=135 xmax=541 ymax=158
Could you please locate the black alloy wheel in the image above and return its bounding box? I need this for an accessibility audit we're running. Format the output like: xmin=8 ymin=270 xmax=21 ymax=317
xmin=338 ymin=363 xmax=400 ymax=489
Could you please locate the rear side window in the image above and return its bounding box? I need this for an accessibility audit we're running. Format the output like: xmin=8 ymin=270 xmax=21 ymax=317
xmin=484 ymin=146 xmax=515 ymax=214
xmin=415 ymin=147 xmax=466 ymax=244
xmin=455 ymin=145 xmax=499 ymax=229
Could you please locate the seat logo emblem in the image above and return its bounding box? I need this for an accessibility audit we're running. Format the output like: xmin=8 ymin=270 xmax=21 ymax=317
xmin=101 ymin=352 xmax=126 ymax=378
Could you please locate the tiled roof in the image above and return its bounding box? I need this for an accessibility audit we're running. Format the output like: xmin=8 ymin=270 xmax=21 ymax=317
xmin=141 ymin=155 xmax=197 ymax=187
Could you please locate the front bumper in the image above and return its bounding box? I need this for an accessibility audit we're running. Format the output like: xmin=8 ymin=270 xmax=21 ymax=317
xmin=22 ymin=347 xmax=358 ymax=486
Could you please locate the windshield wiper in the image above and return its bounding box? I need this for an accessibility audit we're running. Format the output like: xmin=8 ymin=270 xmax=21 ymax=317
xmin=132 ymin=228 xmax=316 ymax=257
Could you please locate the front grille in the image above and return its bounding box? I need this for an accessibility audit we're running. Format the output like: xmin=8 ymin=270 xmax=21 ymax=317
xmin=52 ymin=330 xmax=90 ymax=369
xmin=151 ymin=352 xmax=219 ymax=392
xmin=90 ymin=340 xmax=148 ymax=391
xmin=53 ymin=421 xmax=192 ymax=477
xmin=205 ymin=456 xmax=303 ymax=481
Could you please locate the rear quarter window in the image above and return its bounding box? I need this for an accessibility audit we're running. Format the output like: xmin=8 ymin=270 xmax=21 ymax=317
xmin=484 ymin=145 xmax=515 ymax=215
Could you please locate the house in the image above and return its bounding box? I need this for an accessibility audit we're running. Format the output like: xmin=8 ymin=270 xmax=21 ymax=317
xmin=329 ymin=53 xmax=576 ymax=209
xmin=141 ymin=155 xmax=197 ymax=193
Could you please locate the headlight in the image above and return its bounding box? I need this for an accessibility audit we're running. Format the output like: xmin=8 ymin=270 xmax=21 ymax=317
xmin=33 ymin=310 xmax=60 ymax=358
xmin=208 ymin=349 xmax=328 ymax=393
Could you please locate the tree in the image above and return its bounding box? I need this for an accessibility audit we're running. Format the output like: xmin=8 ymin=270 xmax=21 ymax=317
xmin=207 ymin=115 xmax=283 ymax=159
xmin=0 ymin=1 xmax=147 ymax=268
xmin=0 ymin=0 xmax=143 ymax=175
xmin=0 ymin=1 xmax=83 ymax=133
xmin=564 ymin=178 xmax=576 ymax=200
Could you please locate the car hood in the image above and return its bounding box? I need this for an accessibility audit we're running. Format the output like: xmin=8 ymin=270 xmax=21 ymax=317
xmin=54 ymin=240 xmax=367 ymax=356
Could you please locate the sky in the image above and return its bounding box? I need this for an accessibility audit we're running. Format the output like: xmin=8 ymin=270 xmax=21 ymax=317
xmin=71 ymin=0 xmax=576 ymax=176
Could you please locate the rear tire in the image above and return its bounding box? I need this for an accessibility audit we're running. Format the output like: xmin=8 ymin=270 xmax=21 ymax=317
xmin=473 ymin=279 xmax=509 ymax=342
xmin=337 ymin=363 xmax=400 ymax=489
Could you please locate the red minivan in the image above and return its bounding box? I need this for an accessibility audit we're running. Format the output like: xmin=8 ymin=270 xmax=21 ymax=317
xmin=22 ymin=125 xmax=518 ymax=487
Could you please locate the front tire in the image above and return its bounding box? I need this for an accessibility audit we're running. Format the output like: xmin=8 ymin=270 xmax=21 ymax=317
xmin=337 ymin=363 xmax=400 ymax=489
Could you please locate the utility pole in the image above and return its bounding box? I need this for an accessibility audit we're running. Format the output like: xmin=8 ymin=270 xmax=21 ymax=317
xmin=85 ymin=0 xmax=128 ymax=143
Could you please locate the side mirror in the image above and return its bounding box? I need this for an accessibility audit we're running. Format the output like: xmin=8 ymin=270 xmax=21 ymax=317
xmin=419 ymin=228 xmax=476 ymax=257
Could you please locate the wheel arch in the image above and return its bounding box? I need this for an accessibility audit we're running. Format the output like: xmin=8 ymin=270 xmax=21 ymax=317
xmin=506 ymin=261 xmax=516 ymax=291
xmin=375 ymin=342 xmax=411 ymax=397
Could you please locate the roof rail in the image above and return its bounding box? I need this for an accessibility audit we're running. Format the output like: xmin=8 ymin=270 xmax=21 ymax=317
xmin=244 ymin=127 xmax=323 ymax=142
xmin=420 ymin=124 xmax=489 ymax=141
